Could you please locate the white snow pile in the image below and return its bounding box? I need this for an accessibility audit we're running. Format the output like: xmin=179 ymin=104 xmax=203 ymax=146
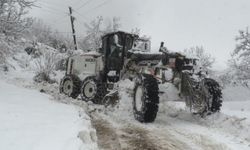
xmin=157 ymin=84 xmax=250 ymax=146
xmin=0 ymin=79 xmax=97 ymax=150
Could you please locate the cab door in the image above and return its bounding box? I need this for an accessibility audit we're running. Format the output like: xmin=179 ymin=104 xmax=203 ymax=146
xmin=104 ymin=33 xmax=124 ymax=72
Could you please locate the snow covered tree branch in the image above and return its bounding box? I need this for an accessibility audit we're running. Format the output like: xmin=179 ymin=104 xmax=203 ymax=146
xmin=79 ymin=16 xmax=121 ymax=51
xmin=0 ymin=0 xmax=35 ymax=36
xmin=225 ymin=27 xmax=250 ymax=86
xmin=183 ymin=46 xmax=215 ymax=72
xmin=26 ymin=19 xmax=69 ymax=52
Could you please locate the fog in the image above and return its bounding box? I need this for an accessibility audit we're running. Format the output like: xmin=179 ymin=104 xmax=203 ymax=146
xmin=30 ymin=0 xmax=250 ymax=69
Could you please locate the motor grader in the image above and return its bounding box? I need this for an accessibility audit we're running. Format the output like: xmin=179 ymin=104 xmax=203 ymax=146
xmin=60 ymin=31 xmax=222 ymax=123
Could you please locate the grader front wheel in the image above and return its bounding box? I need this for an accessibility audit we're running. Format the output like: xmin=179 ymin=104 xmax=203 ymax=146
xmin=133 ymin=74 xmax=159 ymax=123
xmin=204 ymin=78 xmax=222 ymax=113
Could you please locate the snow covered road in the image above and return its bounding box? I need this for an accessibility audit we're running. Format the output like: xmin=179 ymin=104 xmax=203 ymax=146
xmin=2 ymin=72 xmax=250 ymax=150
xmin=1 ymin=67 xmax=250 ymax=150
xmin=84 ymin=81 xmax=250 ymax=150
xmin=0 ymin=79 xmax=97 ymax=150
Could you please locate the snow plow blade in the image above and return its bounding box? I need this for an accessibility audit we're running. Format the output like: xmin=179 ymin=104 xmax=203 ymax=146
xmin=102 ymin=90 xmax=119 ymax=106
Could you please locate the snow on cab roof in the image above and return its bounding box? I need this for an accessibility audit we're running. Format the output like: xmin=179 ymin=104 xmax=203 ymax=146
xmin=102 ymin=31 xmax=138 ymax=39
xmin=81 ymin=51 xmax=101 ymax=56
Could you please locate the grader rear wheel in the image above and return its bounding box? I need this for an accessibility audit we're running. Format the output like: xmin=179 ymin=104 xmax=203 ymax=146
xmin=183 ymin=77 xmax=223 ymax=116
xmin=60 ymin=75 xmax=81 ymax=99
xmin=80 ymin=76 xmax=107 ymax=104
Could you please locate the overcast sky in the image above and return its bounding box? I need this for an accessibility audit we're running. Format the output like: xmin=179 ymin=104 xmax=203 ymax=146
xmin=30 ymin=0 xmax=250 ymax=69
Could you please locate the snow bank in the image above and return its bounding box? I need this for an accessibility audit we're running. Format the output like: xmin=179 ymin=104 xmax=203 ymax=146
xmin=157 ymin=86 xmax=250 ymax=148
xmin=0 ymin=80 xmax=97 ymax=150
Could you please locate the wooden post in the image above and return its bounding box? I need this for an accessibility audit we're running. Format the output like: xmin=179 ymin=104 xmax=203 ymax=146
xmin=69 ymin=6 xmax=77 ymax=50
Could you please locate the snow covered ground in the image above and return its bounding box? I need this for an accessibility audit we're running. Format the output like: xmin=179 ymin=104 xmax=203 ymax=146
xmin=91 ymin=80 xmax=250 ymax=150
xmin=1 ymin=48 xmax=250 ymax=150
xmin=0 ymin=65 xmax=97 ymax=150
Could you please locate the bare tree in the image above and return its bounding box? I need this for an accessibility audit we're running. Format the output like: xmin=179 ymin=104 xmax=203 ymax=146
xmin=33 ymin=51 xmax=58 ymax=83
xmin=27 ymin=19 xmax=52 ymax=43
xmin=184 ymin=46 xmax=215 ymax=71
xmin=0 ymin=0 xmax=35 ymax=36
xmin=25 ymin=19 xmax=70 ymax=52
xmin=228 ymin=28 xmax=250 ymax=85
xmin=82 ymin=16 xmax=104 ymax=51
xmin=79 ymin=16 xmax=121 ymax=51
xmin=233 ymin=28 xmax=250 ymax=56
xmin=104 ymin=17 xmax=121 ymax=33
xmin=0 ymin=34 xmax=10 ymax=64
xmin=131 ymin=27 xmax=141 ymax=36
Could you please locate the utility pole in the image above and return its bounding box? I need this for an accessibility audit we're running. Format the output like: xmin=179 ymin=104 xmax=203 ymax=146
xmin=69 ymin=6 xmax=77 ymax=50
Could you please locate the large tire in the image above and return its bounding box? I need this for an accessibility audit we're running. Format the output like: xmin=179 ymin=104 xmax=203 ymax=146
xmin=80 ymin=76 xmax=107 ymax=104
xmin=204 ymin=78 xmax=222 ymax=113
xmin=60 ymin=75 xmax=81 ymax=99
xmin=133 ymin=74 xmax=159 ymax=123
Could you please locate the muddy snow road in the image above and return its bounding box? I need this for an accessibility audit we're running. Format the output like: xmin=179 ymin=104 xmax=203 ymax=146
xmin=89 ymin=112 xmax=189 ymax=150
xmin=81 ymin=81 xmax=250 ymax=150
xmin=86 ymin=105 xmax=248 ymax=150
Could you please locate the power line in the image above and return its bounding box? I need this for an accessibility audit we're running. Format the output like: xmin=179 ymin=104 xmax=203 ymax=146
xmin=73 ymin=9 xmax=89 ymax=20
xmin=71 ymin=0 xmax=111 ymax=24
xmin=54 ymin=17 xmax=69 ymax=24
xmin=48 ymin=14 xmax=70 ymax=26
xmin=87 ymin=0 xmax=111 ymax=12
xmin=76 ymin=0 xmax=93 ymax=10
xmin=73 ymin=0 xmax=85 ymax=6
xmin=80 ymin=0 xmax=111 ymax=15
xmin=38 ymin=0 xmax=68 ymax=8
xmin=37 ymin=6 xmax=66 ymax=16
xmin=75 ymin=18 xmax=87 ymax=28
xmin=38 ymin=3 xmax=68 ymax=14
xmin=37 ymin=2 xmax=68 ymax=15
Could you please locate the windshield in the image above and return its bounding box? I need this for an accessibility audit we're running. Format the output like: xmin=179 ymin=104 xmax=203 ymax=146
xmin=125 ymin=35 xmax=134 ymax=51
xmin=132 ymin=38 xmax=151 ymax=52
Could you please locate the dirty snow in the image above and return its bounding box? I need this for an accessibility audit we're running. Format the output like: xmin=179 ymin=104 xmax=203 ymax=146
xmin=88 ymin=79 xmax=250 ymax=150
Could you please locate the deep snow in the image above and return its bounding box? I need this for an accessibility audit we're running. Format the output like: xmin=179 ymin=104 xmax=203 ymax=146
xmin=1 ymin=42 xmax=250 ymax=149
xmin=0 ymin=78 xmax=97 ymax=150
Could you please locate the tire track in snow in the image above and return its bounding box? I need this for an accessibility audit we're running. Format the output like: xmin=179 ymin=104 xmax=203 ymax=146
xmin=88 ymin=112 xmax=191 ymax=150
xmin=168 ymin=128 xmax=229 ymax=150
xmin=90 ymin=115 xmax=122 ymax=150
xmin=155 ymin=100 xmax=250 ymax=150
